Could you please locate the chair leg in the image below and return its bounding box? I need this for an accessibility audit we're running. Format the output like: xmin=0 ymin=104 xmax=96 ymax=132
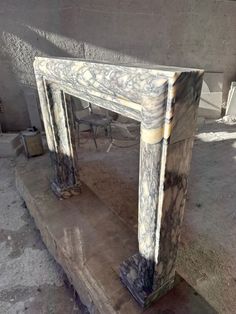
xmin=90 ymin=125 xmax=98 ymax=149
xmin=94 ymin=126 xmax=98 ymax=138
xmin=106 ymin=124 xmax=113 ymax=153
xmin=104 ymin=126 xmax=108 ymax=137
xmin=76 ymin=122 xmax=80 ymax=146
xmin=108 ymin=124 xmax=113 ymax=142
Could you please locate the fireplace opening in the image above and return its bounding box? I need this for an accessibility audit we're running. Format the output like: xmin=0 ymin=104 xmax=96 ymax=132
xmin=69 ymin=94 xmax=140 ymax=231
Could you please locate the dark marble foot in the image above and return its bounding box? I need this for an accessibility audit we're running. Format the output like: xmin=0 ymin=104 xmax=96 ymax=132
xmin=51 ymin=181 xmax=81 ymax=199
xmin=120 ymin=253 xmax=175 ymax=308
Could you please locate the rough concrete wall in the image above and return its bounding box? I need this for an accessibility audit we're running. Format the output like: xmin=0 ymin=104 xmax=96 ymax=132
xmin=0 ymin=0 xmax=235 ymax=131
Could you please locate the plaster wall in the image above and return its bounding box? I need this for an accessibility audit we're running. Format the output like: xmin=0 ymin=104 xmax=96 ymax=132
xmin=0 ymin=0 xmax=235 ymax=131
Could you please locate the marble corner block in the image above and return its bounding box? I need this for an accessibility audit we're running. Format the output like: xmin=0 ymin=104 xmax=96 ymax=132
xmin=23 ymin=86 xmax=43 ymax=131
xmin=198 ymin=72 xmax=223 ymax=119
xmin=0 ymin=133 xmax=23 ymax=157
xmin=226 ymin=81 xmax=236 ymax=115
xmin=33 ymin=57 xmax=204 ymax=307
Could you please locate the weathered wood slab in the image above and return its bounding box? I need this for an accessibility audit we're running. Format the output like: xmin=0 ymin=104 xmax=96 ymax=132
xmin=16 ymin=155 xmax=216 ymax=314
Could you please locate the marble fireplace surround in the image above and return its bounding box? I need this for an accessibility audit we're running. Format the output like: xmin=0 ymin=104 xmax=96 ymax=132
xmin=34 ymin=57 xmax=203 ymax=308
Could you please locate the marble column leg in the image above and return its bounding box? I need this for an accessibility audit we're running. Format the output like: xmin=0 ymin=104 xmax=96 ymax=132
xmin=120 ymin=72 xmax=203 ymax=308
xmin=36 ymin=79 xmax=81 ymax=199
xmin=120 ymin=82 xmax=170 ymax=307
xmin=120 ymin=137 xmax=164 ymax=307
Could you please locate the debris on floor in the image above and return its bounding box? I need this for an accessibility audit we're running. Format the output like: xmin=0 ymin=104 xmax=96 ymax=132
xmin=0 ymin=158 xmax=83 ymax=314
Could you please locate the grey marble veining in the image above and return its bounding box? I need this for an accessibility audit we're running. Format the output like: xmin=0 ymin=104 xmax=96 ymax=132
xmin=34 ymin=57 xmax=204 ymax=307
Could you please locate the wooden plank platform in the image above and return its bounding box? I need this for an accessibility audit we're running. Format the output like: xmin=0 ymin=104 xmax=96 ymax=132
xmin=15 ymin=154 xmax=217 ymax=314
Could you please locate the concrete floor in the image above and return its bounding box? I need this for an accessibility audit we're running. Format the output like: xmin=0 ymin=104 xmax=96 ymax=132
xmin=0 ymin=158 xmax=85 ymax=313
xmin=1 ymin=118 xmax=236 ymax=313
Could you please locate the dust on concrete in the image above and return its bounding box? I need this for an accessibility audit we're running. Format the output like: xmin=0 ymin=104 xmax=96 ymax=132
xmin=0 ymin=158 xmax=83 ymax=314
